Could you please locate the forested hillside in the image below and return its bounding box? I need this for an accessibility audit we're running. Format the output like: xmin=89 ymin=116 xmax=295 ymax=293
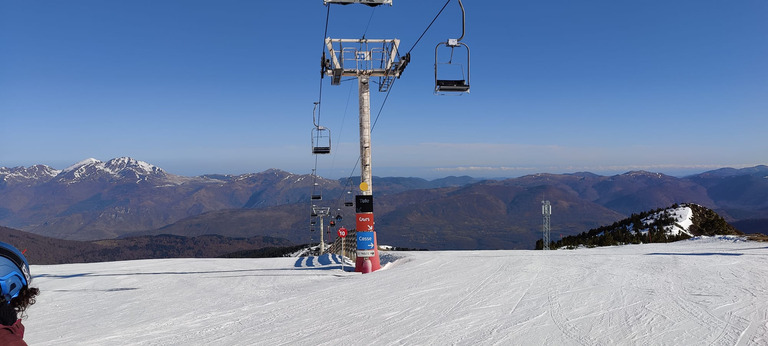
xmin=542 ymin=203 xmax=742 ymax=249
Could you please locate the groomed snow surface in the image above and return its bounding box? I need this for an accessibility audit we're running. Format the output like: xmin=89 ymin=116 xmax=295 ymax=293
xmin=27 ymin=237 xmax=768 ymax=345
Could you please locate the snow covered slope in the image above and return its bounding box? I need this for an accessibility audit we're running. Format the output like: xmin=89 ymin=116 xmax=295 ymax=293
xmin=26 ymin=237 xmax=768 ymax=345
xmin=0 ymin=164 xmax=60 ymax=185
xmin=641 ymin=204 xmax=694 ymax=237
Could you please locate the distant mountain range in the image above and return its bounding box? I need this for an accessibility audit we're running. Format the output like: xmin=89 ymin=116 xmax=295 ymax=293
xmin=2 ymin=157 xmax=767 ymax=250
xmin=0 ymin=225 xmax=292 ymax=265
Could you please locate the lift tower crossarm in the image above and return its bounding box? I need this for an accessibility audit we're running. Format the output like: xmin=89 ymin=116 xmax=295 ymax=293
xmin=325 ymin=38 xmax=342 ymax=79
xmin=323 ymin=0 xmax=392 ymax=6
xmin=324 ymin=39 xmax=402 ymax=77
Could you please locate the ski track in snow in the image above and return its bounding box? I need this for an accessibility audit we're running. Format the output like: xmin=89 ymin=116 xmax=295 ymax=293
xmin=23 ymin=238 xmax=768 ymax=345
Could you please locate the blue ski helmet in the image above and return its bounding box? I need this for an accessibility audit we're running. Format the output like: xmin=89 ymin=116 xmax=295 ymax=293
xmin=0 ymin=242 xmax=30 ymax=303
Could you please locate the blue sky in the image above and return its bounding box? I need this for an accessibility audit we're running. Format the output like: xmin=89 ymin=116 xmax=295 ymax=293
xmin=1 ymin=0 xmax=766 ymax=179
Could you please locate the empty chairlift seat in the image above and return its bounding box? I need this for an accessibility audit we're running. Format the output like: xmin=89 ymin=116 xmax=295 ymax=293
xmin=435 ymin=39 xmax=470 ymax=94
xmin=311 ymin=126 xmax=331 ymax=154
xmin=434 ymin=1 xmax=470 ymax=94
xmin=436 ymin=79 xmax=469 ymax=93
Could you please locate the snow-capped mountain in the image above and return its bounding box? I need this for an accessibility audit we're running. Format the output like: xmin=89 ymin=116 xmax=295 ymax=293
xmin=0 ymin=158 xmax=334 ymax=240
xmin=56 ymin=157 xmax=172 ymax=184
xmin=2 ymin=157 xmax=173 ymax=187
xmin=61 ymin=158 xmax=102 ymax=173
xmin=0 ymin=164 xmax=61 ymax=186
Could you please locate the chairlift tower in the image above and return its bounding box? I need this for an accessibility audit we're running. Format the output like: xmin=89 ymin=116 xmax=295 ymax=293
xmin=322 ymin=19 xmax=409 ymax=272
xmin=542 ymin=200 xmax=551 ymax=250
xmin=323 ymin=38 xmax=407 ymax=271
xmin=312 ymin=205 xmax=331 ymax=254
xmin=324 ymin=37 xmax=408 ymax=194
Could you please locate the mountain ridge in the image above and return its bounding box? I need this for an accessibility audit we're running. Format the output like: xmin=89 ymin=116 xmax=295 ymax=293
xmin=2 ymin=158 xmax=767 ymax=248
xmin=0 ymin=225 xmax=293 ymax=265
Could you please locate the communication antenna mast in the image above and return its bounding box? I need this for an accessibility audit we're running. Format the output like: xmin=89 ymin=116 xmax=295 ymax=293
xmin=542 ymin=200 xmax=551 ymax=250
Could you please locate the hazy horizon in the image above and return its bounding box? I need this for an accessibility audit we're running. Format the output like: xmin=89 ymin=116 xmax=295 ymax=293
xmin=3 ymin=156 xmax=763 ymax=180
xmin=3 ymin=1 xmax=766 ymax=180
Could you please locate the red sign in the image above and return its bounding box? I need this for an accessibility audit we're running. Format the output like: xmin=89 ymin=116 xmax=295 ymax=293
xmin=337 ymin=227 xmax=348 ymax=238
xmin=356 ymin=213 xmax=374 ymax=232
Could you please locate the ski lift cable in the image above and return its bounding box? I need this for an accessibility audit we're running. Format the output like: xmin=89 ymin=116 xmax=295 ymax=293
xmin=406 ymin=0 xmax=452 ymax=55
xmin=330 ymin=75 xmax=396 ymax=207
xmin=371 ymin=78 xmax=396 ymax=131
xmin=322 ymin=0 xmax=468 ymax=215
xmin=335 ymin=156 xmax=361 ymax=207
xmin=311 ymin=160 xmax=320 ymax=197
xmin=310 ymin=4 xmax=332 ymax=214
xmin=309 ymin=7 xmax=330 ymax=226
xmin=330 ymin=25 xmax=405 ymax=206
xmin=321 ymin=5 xmax=378 ymax=207
xmin=311 ymin=3 xmax=369 ymax=224
xmin=324 ymin=0 xmax=445 ymax=208
xmin=315 ymin=4 xmax=332 ymax=127
xmin=326 ymin=82 xmax=356 ymax=178
xmin=362 ymin=7 xmax=377 ymax=38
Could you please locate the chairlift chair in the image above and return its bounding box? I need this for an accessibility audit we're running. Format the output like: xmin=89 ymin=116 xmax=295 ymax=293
xmin=311 ymin=126 xmax=331 ymax=154
xmin=434 ymin=0 xmax=470 ymax=94
xmin=435 ymin=39 xmax=470 ymax=94
xmin=343 ymin=189 xmax=354 ymax=207
xmin=311 ymin=181 xmax=323 ymax=200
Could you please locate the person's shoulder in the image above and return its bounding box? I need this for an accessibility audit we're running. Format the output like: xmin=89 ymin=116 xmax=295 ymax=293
xmin=0 ymin=320 xmax=27 ymax=345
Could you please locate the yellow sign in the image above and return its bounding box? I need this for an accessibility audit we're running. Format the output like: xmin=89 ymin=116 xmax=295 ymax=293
xmin=359 ymin=182 xmax=369 ymax=191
